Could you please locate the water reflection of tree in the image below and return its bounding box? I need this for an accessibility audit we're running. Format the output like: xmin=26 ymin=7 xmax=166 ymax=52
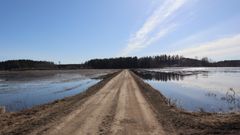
xmin=204 ymin=88 xmax=240 ymax=112
xmin=205 ymin=88 xmax=240 ymax=112
xmin=133 ymin=70 xmax=184 ymax=82
xmin=221 ymin=88 xmax=240 ymax=109
xmin=224 ymin=88 xmax=236 ymax=103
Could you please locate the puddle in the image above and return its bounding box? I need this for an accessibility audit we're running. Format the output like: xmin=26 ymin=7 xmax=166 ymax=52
xmin=134 ymin=67 xmax=240 ymax=113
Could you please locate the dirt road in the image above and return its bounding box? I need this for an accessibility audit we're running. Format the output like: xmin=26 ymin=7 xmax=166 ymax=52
xmin=44 ymin=70 xmax=165 ymax=135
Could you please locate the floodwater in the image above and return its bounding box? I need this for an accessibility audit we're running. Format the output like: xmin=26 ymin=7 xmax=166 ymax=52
xmin=135 ymin=67 xmax=240 ymax=113
xmin=0 ymin=72 xmax=102 ymax=112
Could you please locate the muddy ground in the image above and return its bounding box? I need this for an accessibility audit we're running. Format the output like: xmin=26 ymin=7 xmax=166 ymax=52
xmin=0 ymin=70 xmax=240 ymax=135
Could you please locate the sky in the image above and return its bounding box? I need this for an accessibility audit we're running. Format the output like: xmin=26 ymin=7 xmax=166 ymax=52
xmin=0 ymin=0 xmax=240 ymax=64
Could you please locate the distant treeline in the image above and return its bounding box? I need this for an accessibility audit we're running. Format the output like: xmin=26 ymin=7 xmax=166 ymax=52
xmin=214 ymin=60 xmax=240 ymax=67
xmin=58 ymin=64 xmax=84 ymax=70
xmin=85 ymin=55 xmax=186 ymax=68
xmin=85 ymin=55 xmax=191 ymax=69
xmin=0 ymin=55 xmax=240 ymax=70
xmin=84 ymin=55 xmax=240 ymax=69
xmin=0 ymin=60 xmax=57 ymax=70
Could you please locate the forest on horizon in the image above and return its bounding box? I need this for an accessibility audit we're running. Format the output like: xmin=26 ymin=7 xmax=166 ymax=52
xmin=0 ymin=55 xmax=240 ymax=70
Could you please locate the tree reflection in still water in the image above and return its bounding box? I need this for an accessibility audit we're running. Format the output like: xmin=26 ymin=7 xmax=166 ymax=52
xmin=133 ymin=70 xmax=185 ymax=82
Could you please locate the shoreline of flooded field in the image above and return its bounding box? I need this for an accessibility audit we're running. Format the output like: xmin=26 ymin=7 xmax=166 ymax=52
xmin=0 ymin=69 xmax=117 ymax=112
xmin=134 ymin=67 xmax=240 ymax=113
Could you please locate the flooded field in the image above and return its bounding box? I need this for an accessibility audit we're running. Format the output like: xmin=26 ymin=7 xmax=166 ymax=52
xmin=134 ymin=67 xmax=240 ymax=113
xmin=0 ymin=70 xmax=115 ymax=112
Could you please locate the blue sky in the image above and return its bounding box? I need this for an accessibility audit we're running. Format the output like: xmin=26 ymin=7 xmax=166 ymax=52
xmin=0 ymin=0 xmax=240 ymax=63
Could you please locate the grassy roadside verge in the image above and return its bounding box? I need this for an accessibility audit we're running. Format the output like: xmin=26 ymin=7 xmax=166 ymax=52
xmin=0 ymin=71 xmax=121 ymax=135
xmin=130 ymin=70 xmax=240 ymax=135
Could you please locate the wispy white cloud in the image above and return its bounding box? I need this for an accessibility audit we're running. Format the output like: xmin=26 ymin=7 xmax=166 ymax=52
xmin=170 ymin=34 xmax=240 ymax=60
xmin=166 ymin=15 xmax=240 ymax=51
xmin=120 ymin=0 xmax=189 ymax=56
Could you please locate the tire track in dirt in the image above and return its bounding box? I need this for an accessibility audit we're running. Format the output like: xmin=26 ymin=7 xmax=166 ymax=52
xmin=110 ymin=70 xmax=165 ymax=135
xmin=97 ymin=71 xmax=126 ymax=134
xmin=98 ymin=85 xmax=121 ymax=135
